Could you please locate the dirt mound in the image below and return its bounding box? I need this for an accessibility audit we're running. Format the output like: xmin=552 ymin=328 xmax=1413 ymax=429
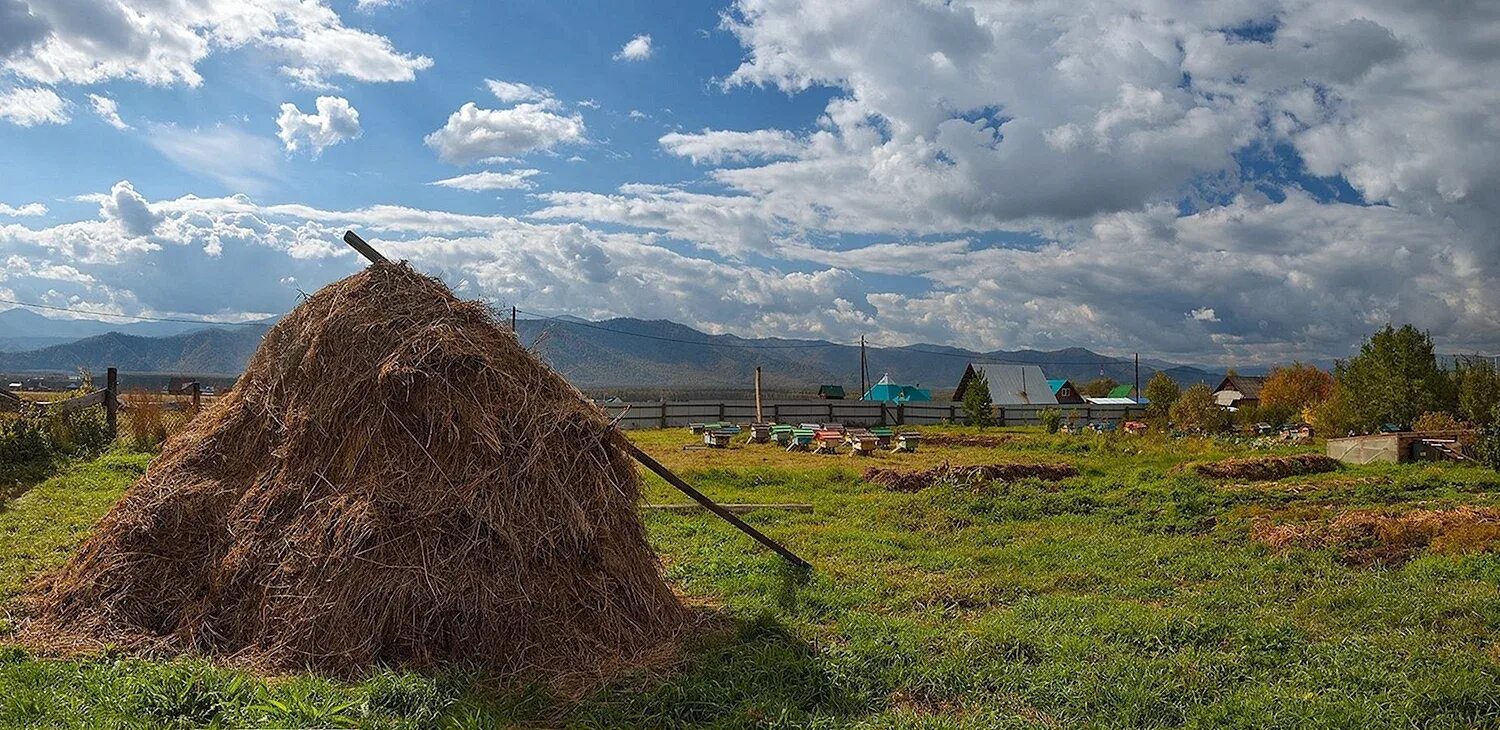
xmin=1193 ymin=454 xmax=1340 ymax=481
xmin=866 ymin=461 xmax=1078 ymax=492
xmin=1251 ymin=506 xmax=1500 ymax=566
xmin=19 ymin=263 xmax=689 ymax=681
xmin=923 ymin=434 xmax=1017 ymax=448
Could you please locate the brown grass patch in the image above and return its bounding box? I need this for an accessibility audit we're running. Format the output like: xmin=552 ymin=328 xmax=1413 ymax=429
xmin=1251 ymin=505 xmax=1500 ymax=566
xmin=18 ymin=263 xmax=690 ymax=687
xmin=1194 ymin=454 xmax=1340 ymax=481
xmin=865 ymin=461 xmax=1078 ymax=492
xmin=921 ymin=433 xmax=1017 ymax=447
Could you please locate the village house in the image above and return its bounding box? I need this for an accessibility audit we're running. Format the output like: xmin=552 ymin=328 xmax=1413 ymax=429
xmin=952 ymin=364 xmax=1058 ymax=406
xmin=1213 ymin=374 xmax=1265 ymax=409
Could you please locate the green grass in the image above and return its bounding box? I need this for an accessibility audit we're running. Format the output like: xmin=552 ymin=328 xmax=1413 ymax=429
xmin=3 ymin=429 xmax=1500 ymax=728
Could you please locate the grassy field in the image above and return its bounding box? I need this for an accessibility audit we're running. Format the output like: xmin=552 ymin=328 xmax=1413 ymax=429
xmin=2 ymin=427 xmax=1500 ymax=727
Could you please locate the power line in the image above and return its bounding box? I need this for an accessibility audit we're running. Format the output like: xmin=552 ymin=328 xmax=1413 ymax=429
xmin=0 ymin=297 xmax=271 ymax=327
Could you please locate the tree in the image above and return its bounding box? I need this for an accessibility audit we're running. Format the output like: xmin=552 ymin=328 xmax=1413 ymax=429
xmin=1307 ymin=385 xmax=1358 ymax=437
xmin=1477 ymin=405 xmax=1500 ymax=472
xmin=1458 ymin=357 xmax=1500 ymax=427
xmin=1259 ymin=362 xmax=1335 ymax=425
xmin=1170 ymin=383 xmax=1230 ymax=434
xmin=1336 ymin=324 xmax=1455 ymax=431
xmin=1080 ymin=377 xmax=1118 ymax=398
xmin=1143 ymin=372 xmax=1180 ymax=420
xmin=961 ymin=368 xmax=993 ymax=428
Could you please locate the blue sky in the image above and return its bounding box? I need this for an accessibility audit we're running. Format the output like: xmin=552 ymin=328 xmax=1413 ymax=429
xmin=0 ymin=0 xmax=1497 ymax=364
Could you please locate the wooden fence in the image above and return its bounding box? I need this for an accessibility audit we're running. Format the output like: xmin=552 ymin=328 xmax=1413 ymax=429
xmin=600 ymin=399 xmax=1146 ymax=430
xmin=0 ymin=367 xmax=204 ymax=439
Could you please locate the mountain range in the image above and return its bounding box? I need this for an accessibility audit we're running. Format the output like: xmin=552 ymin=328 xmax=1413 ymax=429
xmin=0 ymin=308 xmax=1230 ymax=394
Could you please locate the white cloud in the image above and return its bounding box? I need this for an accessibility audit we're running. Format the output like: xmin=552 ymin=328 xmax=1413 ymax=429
xmin=0 ymin=202 xmax=46 ymax=216
xmin=99 ymin=180 xmax=162 ymax=238
xmin=614 ymin=34 xmax=653 ymax=62
xmin=424 ymin=102 xmax=585 ymax=164
xmin=428 ymin=169 xmax=542 ymax=191
xmin=276 ymin=96 xmax=361 ymax=156
xmin=1188 ymin=307 xmax=1219 ymax=323
xmin=485 ymin=79 xmax=550 ymax=103
xmin=2 ymin=0 xmax=431 ymax=88
xmin=0 ymin=86 xmax=67 ymax=126
xmin=659 ymin=129 xmax=803 ymax=164
xmin=145 ymin=124 xmax=282 ymax=193
xmin=86 ymin=93 xmax=128 ymax=130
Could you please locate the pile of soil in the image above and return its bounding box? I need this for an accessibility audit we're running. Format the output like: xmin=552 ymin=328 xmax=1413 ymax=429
xmin=19 ymin=263 xmax=689 ymax=682
xmin=865 ymin=461 xmax=1078 ymax=492
xmin=1251 ymin=506 xmax=1500 ymax=566
xmin=922 ymin=434 xmax=1017 ymax=448
xmin=1193 ymin=454 xmax=1340 ymax=481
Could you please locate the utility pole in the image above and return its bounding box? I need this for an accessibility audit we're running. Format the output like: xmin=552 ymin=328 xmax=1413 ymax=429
xmin=511 ymin=305 xmax=517 ymax=333
xmin=754 ymin=366 xmax=763 ymax=423
xmin=859 ymin=336 xmax=868 ymax=398
xmin=1134 ymin=353 xmax=1140 ymax=403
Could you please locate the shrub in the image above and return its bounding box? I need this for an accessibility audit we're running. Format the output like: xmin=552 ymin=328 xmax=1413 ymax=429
xmin=1308 ymin=385 xmax=1358 ymax=437
xmin=0 ymin=413 xmax=52 ymax=464
xmin=122 ymin=389 xmax=170 ymax=451
xmin=47 ymin=407 xmax=113 ymax=456
xmin=1477 ymin=406 xmax=1500 ymax=473
xmin=1170 ymin=383 xmax=1229 ymax=434
xmin=1412 ymin=410 xmax=1466 ymax=433
xmin=1039 ymin=408 xmax=1062 ymax=434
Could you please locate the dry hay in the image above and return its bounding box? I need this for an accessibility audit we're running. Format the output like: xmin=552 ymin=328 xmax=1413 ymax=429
xmin=922 ymin=433 xmax=1017 ymax=448
xmin=865 ymin=461 xmax=1078 ymax=492
xmin=1251 ymin=506 xmax=1500 ymax=566
xmin=18 ymin=262 xmax=689 ymax=684
xmin=1193 ymin=454 xmax=1340 ymax=481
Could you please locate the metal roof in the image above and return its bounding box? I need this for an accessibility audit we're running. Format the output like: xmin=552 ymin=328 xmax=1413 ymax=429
xmin=972 ymin=364 xmax=1059 ymax=406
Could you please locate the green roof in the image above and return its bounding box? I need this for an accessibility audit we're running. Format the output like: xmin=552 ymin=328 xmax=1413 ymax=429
xmin=1108 ymin=384 xmax=1134 ymax=398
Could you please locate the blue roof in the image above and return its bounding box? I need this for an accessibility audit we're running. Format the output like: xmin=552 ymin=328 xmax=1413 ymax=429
xmin=862 ymin=375 xmax=931 ymax=403
xmin=1046 ymin=378 xmax=1068 ymax=394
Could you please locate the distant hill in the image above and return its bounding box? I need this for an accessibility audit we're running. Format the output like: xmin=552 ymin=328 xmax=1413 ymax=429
xmin=0 ymin=307 xmax=224 ymax=340
xmin=0 ymin=311 xmax=1227 ymax=393
xmin=0 ymin=327 xmax=267 ymax=376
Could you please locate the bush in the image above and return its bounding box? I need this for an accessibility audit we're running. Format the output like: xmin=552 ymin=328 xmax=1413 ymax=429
xmin=1477 ymin=406 xmax=1500 ymax=472
xmin=0 ymin=413 xmax=52 ymax=464
xmin=1412 ymin=410 xmax=1466 ymax=433
xmin=47 ymin=407 xmax=113 ymax=456
xmin=122 ymin=389 xmax=171 ymax=451
xmin=1170 ymin=383 xmax=1230 ymax=434
xmin=1039 ymin=408 xmax=1062 ymax=434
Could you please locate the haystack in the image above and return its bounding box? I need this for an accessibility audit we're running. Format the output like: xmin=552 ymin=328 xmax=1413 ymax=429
xmin=20 ymin=263 xmax=689 ymax=680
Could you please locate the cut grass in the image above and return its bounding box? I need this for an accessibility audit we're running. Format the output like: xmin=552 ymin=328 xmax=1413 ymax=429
xmin=2 ymin=427 xmax=1499 ymax=728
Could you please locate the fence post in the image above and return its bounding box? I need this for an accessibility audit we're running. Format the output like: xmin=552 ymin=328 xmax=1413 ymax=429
xmin=772 ymin=402 xmax=780 ymax=423
xmin=105 ymin=367 xmax=118 ymax=439
xmin=659 ymin=402 xmax=668 ymax=429
xmin=718 ymin=402 xmax=725 ymax=421
xmin=190 ymin=381 xmax=201 ymax=411
xmin=897 ymin=402 xmax=905 ymax=425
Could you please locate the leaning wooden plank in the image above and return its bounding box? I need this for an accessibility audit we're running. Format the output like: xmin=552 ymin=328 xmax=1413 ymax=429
xmin=625 ymin=442 xmax=813 ymax=570
xmin=49 ymin=390 xmax=106 ymax=414
xmin=643 ymin=503 xmax=814 ymax=514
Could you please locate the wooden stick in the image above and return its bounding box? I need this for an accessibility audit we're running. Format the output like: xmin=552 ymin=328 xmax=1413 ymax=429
xmin=342 ymin=229 xmax=813 ymax=571
xmin=643 ymin=503 xmax=813 ymax=514
xmin=344 ymin=231 xmax=389 ymax=264
xmin=625 ymin=443 xmax=811 ymax=569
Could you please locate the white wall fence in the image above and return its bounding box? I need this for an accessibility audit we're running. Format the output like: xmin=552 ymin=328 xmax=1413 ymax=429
xmin=600 ymin=400 xmax=1147 ymax=430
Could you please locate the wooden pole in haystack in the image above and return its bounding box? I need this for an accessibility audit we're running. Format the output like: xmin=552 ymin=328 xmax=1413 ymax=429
xmin=340 ymin=230 xmax=811 ymax=571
